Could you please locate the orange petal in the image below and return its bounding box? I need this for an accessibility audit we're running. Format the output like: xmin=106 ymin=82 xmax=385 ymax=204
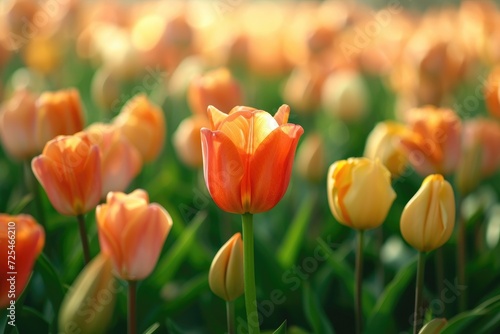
xmin=274 ymin=104 xmax=290 ymax=125
xmin=207 ymin=105 xmax=228 ymax=129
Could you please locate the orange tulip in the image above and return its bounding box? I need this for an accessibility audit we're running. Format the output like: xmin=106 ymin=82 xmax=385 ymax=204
xmin=0 ymin=214 xmax=45 ymax=308
xmin=188 ymin=67 xmax=243 ymax=115
xmin=113 ymin=94 xmax=165 ymax=162
xmin=484 ymin=67 xmax=500 ymax=118
xmin=201 ymin=104 xmax=303 ymax=214
xmin=0 ymin=89 xmax=39 ymax=160
xmin=96 ymin=190 xmax=173 ymax=281
xmin=173 ymin=115 xmax=209 ymax=168
xmin=400 ymin=106 xmax=461 ymax=176
xmin=76 ymin=123 xmax=142 ymax=198
xmin=32 ymin=135 xmax=102 ymax=216
xmin=35 ymin=89 xmax=85 ymax=150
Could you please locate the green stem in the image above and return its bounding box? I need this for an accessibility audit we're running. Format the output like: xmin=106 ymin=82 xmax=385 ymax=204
xmin=435 ymin=248 xmax=444 ymax=299
xmin=226 ymin=300 xmax=235 ymax=334
xmin=128 ymin=280 xmax=137 ymax=334
xmin=457 ymin=214 xmax=466 ymax=312
xmin=355 ymin=230 xmax=364 ymax=334
xmin=242 ymin=213 xmax=260 ymax=334
xmin=24 ymin=161 xmax=46 ymax=227
xmin=414 ymin=252 xmax=426 ymax=334
xmin=77 ymin=214 xmax=91 ymax=265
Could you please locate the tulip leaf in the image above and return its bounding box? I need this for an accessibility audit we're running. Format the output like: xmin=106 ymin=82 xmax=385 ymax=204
xmin=273 ymin=320 xmax=287 ymax=334
xmin=150 ymin=211 xmax=206 ymax=286
xmin=35 ymin=253 xmax=65 ymax=325
xmin=164 ymin=274 xmax=209 ymax=313
xmin=7 ymin=193 xmax=33 ymax=215
xmin=143 ymin=322 xmax=161 ymax=334
xmin=277 ymin=194 xmax=316 ymax=269
xmin=303 ymin=282 xmax=335 ymax=334
xmin=288 ymin=326 xmax=311 ymax=334
xmin=365 ymin=257 xmax=417 ymax=334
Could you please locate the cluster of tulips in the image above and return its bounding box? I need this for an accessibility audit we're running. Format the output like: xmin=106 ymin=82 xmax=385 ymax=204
xmin=1 ymin=0 xmax=500 ymax=333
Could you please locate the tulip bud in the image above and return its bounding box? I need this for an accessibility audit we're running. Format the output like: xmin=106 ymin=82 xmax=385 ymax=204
xmin=282 ymin=66 xmax=326 ymax=114
xmin=418 ymin=318 xmax=447 ymax=334
xmin=327 ymin=158 xmax=396 ymax=230
xmin=364 ymin=121 xmax=409 ymax=178
xmin=400 ymin=174 xmax=455 ymax=252
xmin=173 ymin=115 xmax=209 ymax=168
xmin=209 ymin=233 xmax=244 ymax=302
xmin=113 ymin=94 xmax=165 ymax=162
xmin=59 ymin=253 xmax=117 ymax=334
xmin=296 ymin=133 xmax=326 ymax=183
xmin=35 ymin=88 xmax=85 ymax=150
xmin=484 ymin=67 xmax=500 ymax=118
xmin=0 ymin=214 xmax=45 ymax=308
xmin=188 ymin=67 xmax=243 ymax=115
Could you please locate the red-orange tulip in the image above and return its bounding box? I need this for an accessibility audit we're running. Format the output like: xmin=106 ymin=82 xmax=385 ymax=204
xmin=96 ymin=190 xmax=173 ymax=281
xmin=201 ymin=104 xmax=303 ymax=214
xmin=32 ymin=135 xmax=102 ymax=216
xmin=0 ymin=214 xmax=45 ymax=308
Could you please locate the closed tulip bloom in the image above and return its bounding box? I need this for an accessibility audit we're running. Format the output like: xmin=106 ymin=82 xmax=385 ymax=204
xmin=35 ymin=89 xmax=85 ymax=150
xmin=77 ymin=123 xmax=142 ymax=198
xmin=0 ymin=89 xmax=39 ymax=160
xmin=327 ymin=158 xmax=396 ymax=230
xmin=296 ymin=133 xmax=326 ymax=183
xmin=209 ymin=233 xmax=244 ymax=302
xmin=201 ymin=104 xmax=303 ymax=214
xmin=32 ymin=135 xmax=102 ymax=216
xmin=400 ymin=106 xmax=461 ymax=176
xmin=400 ymin=174 xmax=455 ymax=252
xmin=0 ymin=214 xmax=45 ymax=308
xmin=113 ymin=94 xmax=165 ymax=162
xmin=484 ymin=67 xmax=500 ymax=118
xmin=188 ymin=67 xmax=243 ymax=115
xmin=59 ymin=253 xmax=116 ymax=334
xmin=173 ymin=115 xmax=209 ymax=168
xmin=364 ymin=121 xmax=410 ymax=178
xmin=96 ymin=190 xmax=173 ymax=281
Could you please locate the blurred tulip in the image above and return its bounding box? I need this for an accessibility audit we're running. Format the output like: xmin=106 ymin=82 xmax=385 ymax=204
xmin=31 ymin=135 xmax=102 ymax=216
xmin=209 ymin=233 xmax=244 ymax=302
xmin=77 ymin=123 xmax=142 ymax=198
xmin=327 ymin=158 xmax=396 ymax=230
xmin=364 ymin=121 xmax=410 ymax=178
xmin=418 ymin=318 xmax=447 ymax=334
xmin=23 ymin=35 xmax=63 ymax=75
xmin=91 ymin=67 xmax=122 ymax=112
xmin=0 ymin=214 xmax=44 ymax=308
xmin=0 ymin=89 xmax=38 ymax=160
xmin=113 ymin=94 xmax=165 ymax=162
xmin=35 ymin=88 xmax=85 ymax=151
xmin=484 ymin=67 xmax=500 ymax=118
xmin=59 ymin=253 xmax=116 ymax=334
xmin=188 ymin=67 xmax=243 ymax=115
xmin=400 ymin=106 xmax=461 ymax=176
xmin=400 ymin=174 xmax=455 ymax=252
xmin=296 ymin=133 xmax=326 ymax=183
xmin=201 ymin=105 xmax=303 ymax=214
xmin=321 ymin=70 xmax=369 ymax=122
xmin=96 ymin=190 xmax=173 ymax=281
xmin=456 ymin=119 xmax=500 ymax=195
xmin=173 ymin=115 xmax=209 ymax=168
xmin=282 ymin=65 xmax=327 ymax=114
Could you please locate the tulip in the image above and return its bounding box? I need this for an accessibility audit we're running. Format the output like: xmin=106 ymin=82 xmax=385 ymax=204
xmin=96 ymin=189 xmax=173 ymax=281
xmin=484 ymin=67 xmax=500 ymax=118
xmin=113 ymin=94 xmax=165 ymax=162
xmin=201 ymin=104 xmax=303 ymax=214
xmin=400 ymin=174 xmax=455 ymax=252
xmin=0 ymin=89 xmax=39 ymax=160
xmin=209 ymin=233 xmax=244 ymax=302
xmin=35 ymin=89 xmax=85 ymax=151
xmin=400 ymin=106 xmax=461 ymax=176
xmin=327 ymin=158 xmax=396 ymax=230
xmin=418 ymin=318 xmax=447 ymax=334
xmin=364 ymin=121 xmax=410 ymax=178
xmin=0 ymin=214 xmax=45 ymax=308
xmin=77 ymin=123 xmax=142 ymax=198
xmin=59 ymin=253 xmax=117 ymax=334
xmin=188 ymin=67 xmax=243 ymax=115
xmin=173 ymin=115 xmax=209 ymax=168
xmin=31 ymin=135 xmax=102 ymax=216
xmin=296 ymin=133 xmax=326 ymax=183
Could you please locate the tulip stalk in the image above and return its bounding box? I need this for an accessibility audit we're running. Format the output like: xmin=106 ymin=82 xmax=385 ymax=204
xmin=355 ymin=230 xmax=364 ymax=334
xmin=413 ymin=252 xmax=426 ymax=334
xmin=226 ymin=300 xmax=235 ymax=334
xmin=456 ymin=194 xmax=466 ymax=312
xmin=77 ymin=214 xmax=91 ymax=265
xmin=242 ymin=213 xmax=260 ymax=334
xmin=128 ymin=280 xmax=137 ymax=334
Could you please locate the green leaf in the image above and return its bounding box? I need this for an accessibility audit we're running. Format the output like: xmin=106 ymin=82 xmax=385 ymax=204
xmin=277 ymin=194 xmax=316 ymax=269
xmin=150 ymin=211 xmax=206 ymax=285
xmin=365 ymin=257 xmax=417 ymax=334
xmin=303 ymin=283 xmax=334 ymax=334
xmin=8 ymin=193 xmax=33 ymax=215
xmin=288 ymin=326 xmax=311 ymax=334
xmin=273 ymin=320 xmax=287 ymax=334
xmin=35 ymin=253 xmax=65 ymax=324
xmin=164 ymin=274 xmax=209 ymax=313
xmin=17 ymin=307 xmax=49 ymax=334
xmin=143 ymin=322 xmax=161 ymax=334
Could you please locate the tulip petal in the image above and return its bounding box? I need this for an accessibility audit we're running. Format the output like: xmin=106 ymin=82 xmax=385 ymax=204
xmin=201 ymin=128 xmax=245 ymax=214
xmin=225 ymin=234 xmax=244 ymax=301
xmin=209 ymin=238 xmax=232 ymax=300
xmin=274 ymin=104 xmax=290 ymax=125
xmin=207 ymin=105 xmax=229 ymax=129
xmin=79 ymin=145 xmax=102 ymax=213
xmin=96 ymin=204 xmax=124 ymax=273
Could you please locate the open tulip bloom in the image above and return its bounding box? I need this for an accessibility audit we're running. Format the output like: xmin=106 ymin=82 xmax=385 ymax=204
xmin=201 ymin=104 xmax=303 ymax=333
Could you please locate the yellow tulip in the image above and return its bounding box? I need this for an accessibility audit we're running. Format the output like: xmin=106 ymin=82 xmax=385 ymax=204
xmin=400 ymin=174 xmax=455 ymax=252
